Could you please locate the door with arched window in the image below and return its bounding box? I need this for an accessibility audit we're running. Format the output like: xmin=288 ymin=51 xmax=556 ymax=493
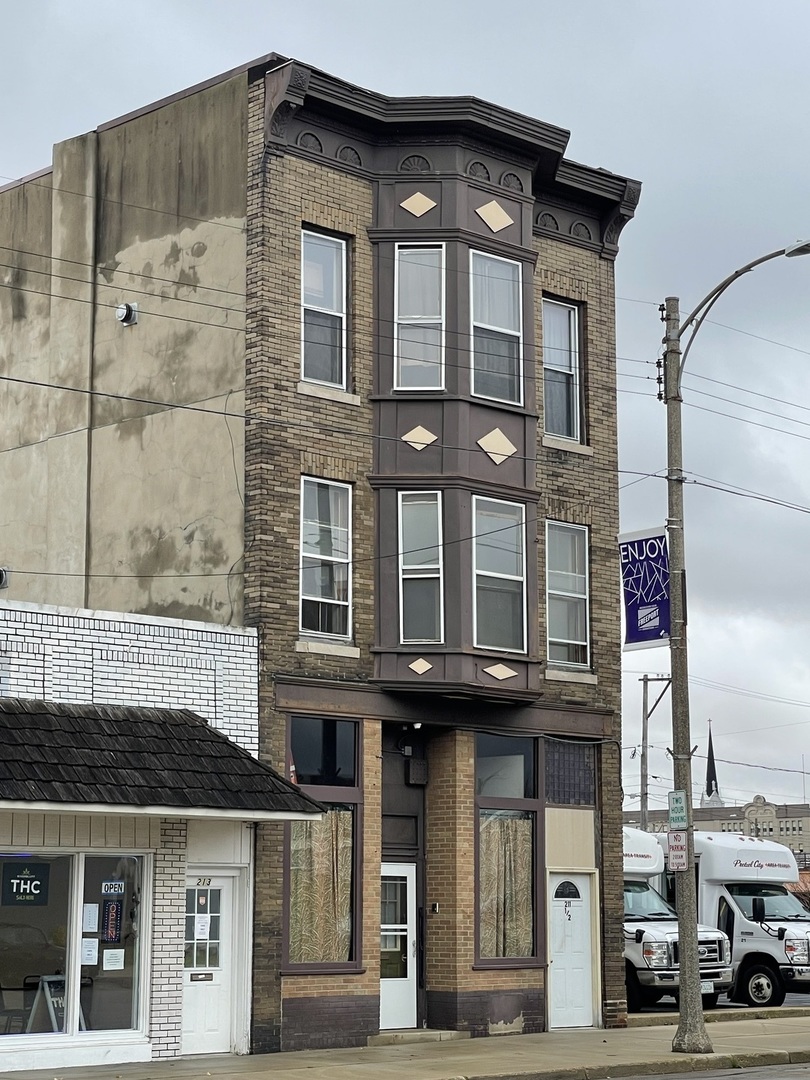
xmin=548 ymin=873 xmax=595 ymax=1028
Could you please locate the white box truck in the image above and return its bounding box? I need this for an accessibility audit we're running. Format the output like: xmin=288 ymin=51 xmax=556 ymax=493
xmin=623 ymin=827 xmax=732 ymax=1011
xmin=657 ymin=831 xmax=810 ymax=1007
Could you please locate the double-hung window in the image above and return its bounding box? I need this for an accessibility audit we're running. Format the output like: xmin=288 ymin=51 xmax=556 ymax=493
xmin=394 ymin=244 xmax=444 ymax=389
xmin=301 ymin=231 xmax=347 ymax=388
xmin=543 ymin=299 xmax=581 ymax=440
xmin=473 ymin=496 xmax=525 ymax=652
xmin=471 ymin=251 xmax=522 ymax=404
xmin=546 ymin=521 xmax=589 ymax=665
xmin=300 ymin=478 xmax=351 ymax=638
xmin=399 ymin=491 xmax=443 ymax=643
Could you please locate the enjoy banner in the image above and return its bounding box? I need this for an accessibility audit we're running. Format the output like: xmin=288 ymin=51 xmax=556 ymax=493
xmin=619 ymin=528 xmax=670 ymax=650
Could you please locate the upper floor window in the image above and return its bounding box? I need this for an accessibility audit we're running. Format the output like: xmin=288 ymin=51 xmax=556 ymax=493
xmin=543 ymin=300 xmax=581 ymax=440
xmin=300 ymin=478 xmax=351 ymax=638
xmin=546 ymin=521 xmax=589 ymax=666
xmin=395 ymin=245 xmax=444 ymax=389
xmin=471 ymin=251 xmax=522 ymax=405
xmin=302 ymin=231 xmax=346 ymax=388
xmin=399 ymin=491 xmax=443 ymax=643
xmin=473 ymin=496 xmax=526 ymax=652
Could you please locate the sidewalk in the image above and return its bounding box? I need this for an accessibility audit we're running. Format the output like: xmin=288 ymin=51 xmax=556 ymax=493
xmin=8 ymin=1009 xmax=810 ymax=1080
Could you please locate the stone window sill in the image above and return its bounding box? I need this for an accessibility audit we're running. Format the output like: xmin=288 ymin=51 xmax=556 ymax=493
xmin=297 ymin=381 xmax=361 ymax=407
xmin=542 ymin=435 xmax=594 ymax=457
xmin=296 ymin=640 xmax=361 ymax=658
xmin=545 ymin=668 xmax=597 ymax=685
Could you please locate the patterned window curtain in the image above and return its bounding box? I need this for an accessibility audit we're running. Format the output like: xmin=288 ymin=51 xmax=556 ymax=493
xmin=479 ymin=809 xmax=534 ymax=957
xmin=289 ymin=807 xmax=353 ymax=963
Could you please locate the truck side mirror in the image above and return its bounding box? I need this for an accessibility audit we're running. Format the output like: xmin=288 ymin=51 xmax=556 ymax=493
xmin=634 ymin=928 xmax=645 ymax=944
xmin=752 ymin=897 xmax=765 ymax=923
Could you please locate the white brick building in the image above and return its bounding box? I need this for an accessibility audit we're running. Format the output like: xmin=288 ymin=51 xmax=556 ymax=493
xmin=0 ymin=602 xmax=320 ymax=1072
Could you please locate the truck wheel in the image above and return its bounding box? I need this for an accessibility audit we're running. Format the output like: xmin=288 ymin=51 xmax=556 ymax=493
xmin=701 ymin=993 xmax=719 ymax=1010
xmin=739 ymin=964 xmax=785 ymax=1008
xmin=626 ymin=968 xmax=644 ymax=1013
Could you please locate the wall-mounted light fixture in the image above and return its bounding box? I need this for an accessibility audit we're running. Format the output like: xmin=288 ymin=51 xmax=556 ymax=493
xmin=115 ymin=302 xmax=138 ymax=326
xmin=0 ymin=568 xmax=8 ymax=589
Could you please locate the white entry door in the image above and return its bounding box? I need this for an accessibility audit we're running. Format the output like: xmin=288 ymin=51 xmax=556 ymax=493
xmin=548 ymin=873 xmax=595 ymax=1028
xmin=380 ymin=863 xmax=417 ymax=1029
xmin=182 ymin=875 xmax=234 ymax=1054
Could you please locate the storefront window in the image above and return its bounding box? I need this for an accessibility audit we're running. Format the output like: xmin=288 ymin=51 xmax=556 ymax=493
xmin=0 ymin=853 xmax=144 ymax=1036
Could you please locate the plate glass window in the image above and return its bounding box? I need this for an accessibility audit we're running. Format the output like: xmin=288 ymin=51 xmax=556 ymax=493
xmin=395 ymin=245 xmax=444 ymax=389
xmin=302 ymin=231 xmax=346 ymax=388
xmin=546 ymin=522 xmax=589 ymax=666
xmin=543 ymin=300 xmax=580 ymax=440
xmin=471 ymin=252 xmax=522 ymax=404
xmin=300 ymin=478 xmax=351 ymax=638
xmin=399 ymin=492 xmax=443 ymax=643
xmin=475 ymin=734 xmax=537 ymax=961
xmin=473 ymin=497 xmax=525 ymax=652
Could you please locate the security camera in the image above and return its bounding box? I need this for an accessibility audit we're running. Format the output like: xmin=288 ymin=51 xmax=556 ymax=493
xmin=115 ymin=302 xmax=138 ymax=326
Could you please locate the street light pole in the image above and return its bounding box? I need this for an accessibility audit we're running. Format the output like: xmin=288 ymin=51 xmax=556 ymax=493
xmin=662 ymin=239 xmax=810 ymax=1054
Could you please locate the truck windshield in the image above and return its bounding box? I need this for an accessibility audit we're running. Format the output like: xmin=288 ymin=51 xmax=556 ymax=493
xmin=726 ymin=883 xmax=810 ymax=920
xmin=624 ymin=880 xmax=676 ymax=919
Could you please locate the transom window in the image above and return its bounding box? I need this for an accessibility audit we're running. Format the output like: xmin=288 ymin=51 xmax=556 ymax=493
xmin=300 ymin=478 xmax=351 ymax=638
xmin=399 ymin=491 xmax=443 ymax=643
xmin=301 ymin=231 xmax=347 ymax=388
xmin=471 ymin=251 xmax=522 ymax=404
xmin=546 ymin=521 xmax=589 ymax=666
xmin=395 ymin=244 xmax=444 ymax=389
xmin=473 ymin=496 xmax=526 ymax=652
xmin=543 ymin=299 xmax=581 ymax=440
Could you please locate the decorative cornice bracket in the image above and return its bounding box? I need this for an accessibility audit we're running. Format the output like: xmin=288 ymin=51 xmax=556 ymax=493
xmin=265 ymin=62 xmax=311 ymax=146
xmin=601 ymin=178 xmax=642 ymax=259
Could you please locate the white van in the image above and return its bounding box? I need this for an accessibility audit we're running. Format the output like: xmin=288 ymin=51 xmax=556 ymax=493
xmin=623 ymin=827 xmax=732 ymax=1011
xmin=658 ymin=831 xmax=810 ymax=1007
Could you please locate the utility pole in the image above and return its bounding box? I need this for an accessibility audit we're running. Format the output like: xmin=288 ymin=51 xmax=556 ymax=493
xmin=664 ymin=296 xmax=712 ymax=1054
xmin=639 ymin=674 xmax=671 ymax=833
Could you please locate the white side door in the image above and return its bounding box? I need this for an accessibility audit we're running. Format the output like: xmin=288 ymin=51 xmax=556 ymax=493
xmin=379 ymin=863 xmax=417 ymax=1029
xmin=182 ymin=875 xmax=233 ymax=1054
xmin=548 ymin=873 xmax=595 ymax=1028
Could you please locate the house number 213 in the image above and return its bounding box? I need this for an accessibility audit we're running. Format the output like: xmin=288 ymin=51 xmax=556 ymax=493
xmin=196 ymin=877 xmax=212 ymax=887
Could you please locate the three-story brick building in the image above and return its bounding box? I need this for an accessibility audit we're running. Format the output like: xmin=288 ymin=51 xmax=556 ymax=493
xmin=0 ymin=52 xmax=640 ymax=1054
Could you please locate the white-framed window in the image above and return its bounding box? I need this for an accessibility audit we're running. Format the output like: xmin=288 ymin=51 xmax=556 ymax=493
xmin=300 ymin=477 xmax=352 ymax=638
xmin=470 ymin=251 xmax=522 ymax=405
xmin=394 ymin=244 xmax=444 ymax=389
xmin=399 ymin=491 xmax=443 ymax=643
xmin=473 ymin=496 xmax=526 ymax=652
xmin=301 ymin=230 xmax=347 ymax=388
xmin=546 ymin=521 xmax=589 ymax=666
xmin=543 ymin=299 xmax=581 ymax=440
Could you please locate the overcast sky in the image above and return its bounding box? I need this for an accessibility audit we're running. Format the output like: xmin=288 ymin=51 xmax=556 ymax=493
xmin=4 ymin=1 xmax=810 ymax=817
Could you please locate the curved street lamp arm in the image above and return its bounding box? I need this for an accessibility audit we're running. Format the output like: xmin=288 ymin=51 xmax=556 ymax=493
xmin=677 ymin=247 xmax=788 ymax=339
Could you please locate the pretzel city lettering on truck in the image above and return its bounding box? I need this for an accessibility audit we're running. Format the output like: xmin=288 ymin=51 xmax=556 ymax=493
xmin=623 ymin=827 xmax=732 ymax=1012
xmin=656 ymin=831 xmax=810 ymax=1007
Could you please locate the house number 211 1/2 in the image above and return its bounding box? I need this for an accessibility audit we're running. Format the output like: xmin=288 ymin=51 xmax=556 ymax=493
xmin=196 ymin=877 xmax=212 ymax=887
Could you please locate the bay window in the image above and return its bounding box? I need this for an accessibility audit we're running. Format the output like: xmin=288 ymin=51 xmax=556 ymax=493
xmin=546 ymin=521 xmax=589 ymax=666
xmin=471 ymin=251 xmax=522 ymax=404
xmin=395 ymin=244 xmax=444 ymax=389
xmin=399 ymin=491 xmax=443 ymax=643
xmin=300 ymin=478 xmax=351 ymax=638
xmin=543 ymin=299 xmax=581 ymax=440
xmin=302 ymin=231 xmax=347 ymax=388
xmin=473 ymin=496 xmax=526 ymax=652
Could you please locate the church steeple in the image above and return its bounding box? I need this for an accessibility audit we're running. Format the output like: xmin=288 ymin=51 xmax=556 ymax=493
xmin=701 ymin=719 xmax=724 ymax=807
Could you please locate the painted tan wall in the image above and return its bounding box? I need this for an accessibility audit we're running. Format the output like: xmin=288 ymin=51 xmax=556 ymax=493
xmin=545 ymin=807 xmax=596 ymax=869
xmin=0 ymin=75 xmax=247 ymax=622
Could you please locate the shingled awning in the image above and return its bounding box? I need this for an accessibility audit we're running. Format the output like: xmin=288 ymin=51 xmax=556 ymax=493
xmin=0 ymin=698 xmax=324 ymax=821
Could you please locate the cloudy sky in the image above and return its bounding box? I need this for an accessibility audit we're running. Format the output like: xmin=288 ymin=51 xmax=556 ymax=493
xmin=4 ymin=1 xmax=810 ymax=815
